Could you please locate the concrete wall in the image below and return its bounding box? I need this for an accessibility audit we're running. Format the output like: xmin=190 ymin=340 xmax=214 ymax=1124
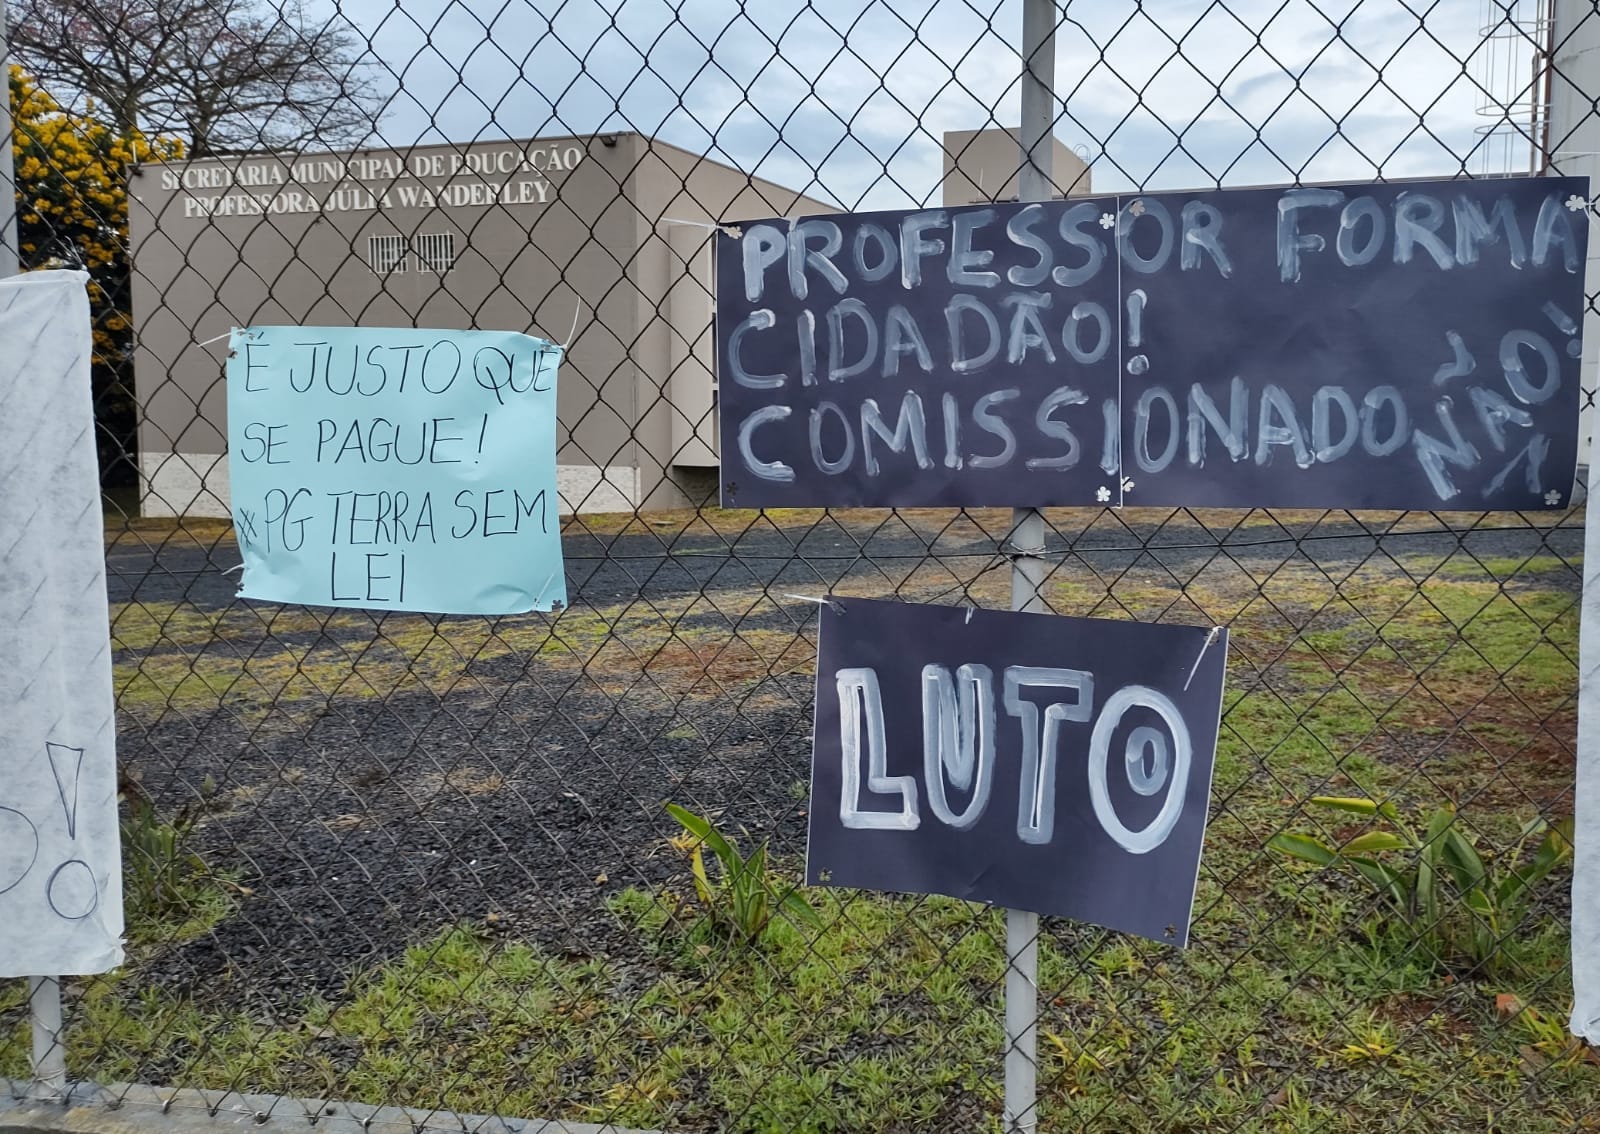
xmin=626 ymin=139 xmax=837 ymax=509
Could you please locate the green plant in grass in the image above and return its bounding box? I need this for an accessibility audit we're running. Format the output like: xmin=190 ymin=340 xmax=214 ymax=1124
xmin=1458 ymin=814 xmax=1577 ymax=970
xmin=1269 ymin=796 xmax=1573 ymax=976
xmin=1515 ymin=1003 xmax=1593 ymax=1072
xmin=119 ymin=795 xmax=237 ymax=942
xmin=1042 ymin=1028 xmax=1120 ymax=1096
xmin=664 ymin=803 xmax=820 ymax=947
xmin=122 ymin=795 xmax=204 ymax=915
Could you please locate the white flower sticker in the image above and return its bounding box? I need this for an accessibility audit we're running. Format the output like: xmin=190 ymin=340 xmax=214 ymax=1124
xmin=1099 ymin=212 xmax=1116 ymax=229
xmin=1121 ymin=475 xmax=1135 ymax=493
xmin=1566 ymin=194 xmax=1588 ymax=212
xmin=1128 ymin=199 xmax=1146 ymax=216
xmin=1096 ymin=485 xmax=1112 ymax=503
xmin=1545 ymin=489 xmax=1563 ymax=506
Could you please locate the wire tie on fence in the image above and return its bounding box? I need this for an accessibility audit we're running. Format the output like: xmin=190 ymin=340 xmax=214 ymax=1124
xmin=562 ymin=301 xmax=584 ymax=349
xmin=223 ymin=563 xmax=245 ymax=575
xmin=965 ymin=606 xmax=976 ymax=625
xmin=533 ymin=569 xmax=560 ymax=609
xmin=783 ymin=592 xmax=844 ymax=613
xmin=661 ymin=216 xmax=743 ymax=236
xmin=195 ymin=330 xmax=234 ymax=349
xmin=1001 ymin=527 xmax=1048 ymax=558
xmin=1183 ymin=625 xmax=1225 ymax=692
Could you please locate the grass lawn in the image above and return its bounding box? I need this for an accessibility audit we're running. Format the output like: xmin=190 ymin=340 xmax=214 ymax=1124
xmin=5 ymin=513 xmax=1597 ymax=1131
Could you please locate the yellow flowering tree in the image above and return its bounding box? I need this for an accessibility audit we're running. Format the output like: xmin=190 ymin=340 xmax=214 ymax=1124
xmin=10 ymin=66 xmax=183 ymax=486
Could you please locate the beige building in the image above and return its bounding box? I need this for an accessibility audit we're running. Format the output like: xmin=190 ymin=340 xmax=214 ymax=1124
xmin=941 ymin=126 xmax=1091 ymax=205
xmin=128 ymin=129 xmax=1089 ymax=517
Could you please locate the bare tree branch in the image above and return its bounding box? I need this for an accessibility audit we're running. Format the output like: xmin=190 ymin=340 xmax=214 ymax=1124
xmin=8 ymin=0 xmax=389 ymax=154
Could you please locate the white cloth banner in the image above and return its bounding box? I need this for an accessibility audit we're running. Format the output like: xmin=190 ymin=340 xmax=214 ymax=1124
xmin=0 ymin=269 xmax=125 ymax=976
xmin=1576 ymin=453 xmax=1600 ymax=1039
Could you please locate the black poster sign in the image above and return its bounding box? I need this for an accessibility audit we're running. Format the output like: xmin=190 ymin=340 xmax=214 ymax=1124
xmin=807 ymin=598 xmax=1228 ymax=946
xmin=717 ymin=175 xmax=1589 ymax=511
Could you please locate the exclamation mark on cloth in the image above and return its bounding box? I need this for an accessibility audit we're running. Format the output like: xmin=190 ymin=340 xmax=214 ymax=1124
xmin=1542 ymin=301 xmax=1583 ymax=358
xmin=1125 ymin=289 xmax=1149 ymax=376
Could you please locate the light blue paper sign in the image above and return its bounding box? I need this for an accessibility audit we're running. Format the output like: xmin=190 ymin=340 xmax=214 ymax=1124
xmin=225 ymin=325 xmax=567 ymax=614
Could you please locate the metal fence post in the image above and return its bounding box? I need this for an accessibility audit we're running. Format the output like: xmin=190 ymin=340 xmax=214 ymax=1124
xmin=27 ymin=976 xmax=67 ymax=1099
xmin=1004 ymin=2 xmax=1056 ymax=1130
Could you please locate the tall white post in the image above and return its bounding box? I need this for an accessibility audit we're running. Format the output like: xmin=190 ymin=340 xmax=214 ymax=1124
xmin=1552 ymin=0 xmax=1600 ymax=1044
xmin=3 ymin=14 xmax=66 ymax=1095
xmin=1004 ymin=2 xmax=1055 ymax=1129
xmin=27 ymin=976 xmax=67 ymax=1099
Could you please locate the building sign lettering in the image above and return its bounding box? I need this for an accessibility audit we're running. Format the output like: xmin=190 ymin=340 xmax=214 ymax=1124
xmin=159 ymin=143 xmax=586 ymax=218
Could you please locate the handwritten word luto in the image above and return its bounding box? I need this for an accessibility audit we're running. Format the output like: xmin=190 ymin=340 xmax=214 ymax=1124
xmin=835 ymin=663 xmax=1190 ymax=854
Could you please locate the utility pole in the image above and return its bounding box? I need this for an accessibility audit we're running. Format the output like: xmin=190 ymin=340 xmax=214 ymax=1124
xmin=1003 ymin=3 xmax=1055 ymax=1130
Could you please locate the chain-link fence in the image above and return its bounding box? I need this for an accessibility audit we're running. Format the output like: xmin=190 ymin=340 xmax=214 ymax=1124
xmin=3 ymin=0 xmax=1600 ymax=1130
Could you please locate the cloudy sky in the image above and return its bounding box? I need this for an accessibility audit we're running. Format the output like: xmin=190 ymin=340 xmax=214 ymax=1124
xmin=342 ymin=0 xmax=1544 ymax=208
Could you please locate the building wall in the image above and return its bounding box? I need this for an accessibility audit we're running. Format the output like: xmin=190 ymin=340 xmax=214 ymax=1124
xmin=127 ymin=133 xmax=829 ymax=518
xmin=128 ymin=129 xmax=1086 ymax=518
xmin=941 ymin=126 xmax=1092 ymax=206
xmin=625 ymin=139 xmax=838 ymax=509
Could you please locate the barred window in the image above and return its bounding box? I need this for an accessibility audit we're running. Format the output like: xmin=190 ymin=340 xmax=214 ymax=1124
xmin=417 ymin=232 xmax=456 ymax=274
xmin=368 ymin=233 xmax=407 ymax=274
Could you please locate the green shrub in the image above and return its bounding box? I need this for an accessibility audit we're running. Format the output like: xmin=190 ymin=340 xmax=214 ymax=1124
xmin=1269 ymin=796 xmax=1573 ymax=976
